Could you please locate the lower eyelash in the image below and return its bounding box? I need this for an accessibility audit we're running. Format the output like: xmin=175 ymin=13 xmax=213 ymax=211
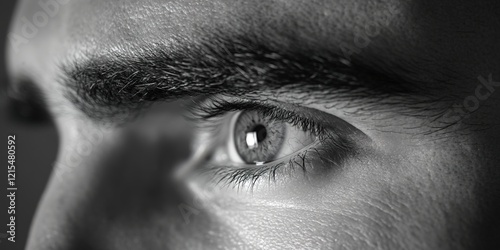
xmin=186 ymin=95 xmax=327 ymax=137
xmin=198 ymin=134 xmax=355 ymax=191
xmin=200 ymin=150 xmax=311 ymax=191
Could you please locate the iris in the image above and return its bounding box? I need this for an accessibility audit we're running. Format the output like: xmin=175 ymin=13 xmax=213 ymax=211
xmin=233 ymin=111 xmax=286 ymax=164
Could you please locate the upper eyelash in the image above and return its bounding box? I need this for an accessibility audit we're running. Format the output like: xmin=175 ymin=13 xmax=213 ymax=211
xmin=184 ymin=95 xmax=354 ymax=189
xmin=186 ymin=96 xmax=327 ymax=138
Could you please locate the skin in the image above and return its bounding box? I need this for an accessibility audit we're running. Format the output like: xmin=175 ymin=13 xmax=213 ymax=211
xmin=6 ymin=0 xmax=500 ymax=249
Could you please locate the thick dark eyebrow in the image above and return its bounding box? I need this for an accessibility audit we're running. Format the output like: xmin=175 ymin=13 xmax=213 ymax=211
xmin=63 ymin=37 xmax=441 ymax=121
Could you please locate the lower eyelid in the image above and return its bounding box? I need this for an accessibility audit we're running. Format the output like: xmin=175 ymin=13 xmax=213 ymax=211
xmin=240 ymin=140 xmax=321 ymax=167
xmin=201 ymin=134 xmax=352 ymax=189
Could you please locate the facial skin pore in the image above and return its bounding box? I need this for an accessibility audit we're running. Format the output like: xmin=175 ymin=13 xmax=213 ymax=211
xmin=7 ymin=0 xmax=500 ymax=249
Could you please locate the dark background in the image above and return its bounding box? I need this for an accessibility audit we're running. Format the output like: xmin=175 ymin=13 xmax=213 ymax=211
xmin=1 ymin=1 xmax=59 ymax=249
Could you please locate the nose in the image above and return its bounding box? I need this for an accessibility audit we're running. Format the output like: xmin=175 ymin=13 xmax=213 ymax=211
xmin=25 ymin=114 xmax=193 ymax=250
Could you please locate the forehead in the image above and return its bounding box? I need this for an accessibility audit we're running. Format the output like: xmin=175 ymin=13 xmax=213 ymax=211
xmin=7 ymin=0 xmax=500 ymax=93
xmin=15 ymin=0 xmax=411 ymax=55
xmin=62 ymin=0 xmax=407 ymax=48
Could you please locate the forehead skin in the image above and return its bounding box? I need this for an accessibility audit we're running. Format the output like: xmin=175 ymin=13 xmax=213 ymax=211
xmin=7 ymin=0 xmax=500 ymax=249
xmin=9 ymin=0 xmax=500 ymax=88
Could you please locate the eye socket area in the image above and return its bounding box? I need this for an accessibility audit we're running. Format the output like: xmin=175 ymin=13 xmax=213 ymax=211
xmin=226 ymin=110 xmax=317 ymax=165
xmin=184 ymin=97 xmax=369 ymax=188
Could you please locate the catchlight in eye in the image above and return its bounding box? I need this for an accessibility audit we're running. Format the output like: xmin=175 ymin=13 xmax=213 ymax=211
xmin=234 ymin=111 xmax=286 ymax=164
xmin=230 ymin=110 xmax=318 ymax=166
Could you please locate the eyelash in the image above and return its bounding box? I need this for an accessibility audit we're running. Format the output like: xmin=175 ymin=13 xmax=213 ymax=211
xmin=185 ymin=96 xmax=353 ymax=190
xmin=187 ymin=96 xmax=326 ymax=136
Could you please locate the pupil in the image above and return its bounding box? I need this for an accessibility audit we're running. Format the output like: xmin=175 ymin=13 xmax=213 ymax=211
xmin=253 ymin=125 xmax=267 ymax=142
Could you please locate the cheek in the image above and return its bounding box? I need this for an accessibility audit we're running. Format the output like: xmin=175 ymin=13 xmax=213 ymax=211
xmin=184 ymin=137 xmax=483 ymax=249
xmin=351 ymin=138 xmax=483 ymax=249
xmin=190 ymin=181 xmax=403 ymax=249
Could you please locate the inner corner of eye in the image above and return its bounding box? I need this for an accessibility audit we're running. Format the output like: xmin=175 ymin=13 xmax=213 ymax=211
xmin=222 ymin=110 xmax=317 ymax=166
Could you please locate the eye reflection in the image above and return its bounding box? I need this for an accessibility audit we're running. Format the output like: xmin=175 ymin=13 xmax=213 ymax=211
xmin=245 ymin=124 xmax=267 ymax=150
xmin=234 ymin=111 xmax=286 ymax=164
xmin=231 ymin=111 xmax=316 ymax=165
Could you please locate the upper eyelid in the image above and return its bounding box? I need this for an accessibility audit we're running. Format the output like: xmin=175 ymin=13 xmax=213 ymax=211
xmin=185 ymin=96 xmax=328 ymax=137
xmin=186 ymin=95 xmax=373 ymax=149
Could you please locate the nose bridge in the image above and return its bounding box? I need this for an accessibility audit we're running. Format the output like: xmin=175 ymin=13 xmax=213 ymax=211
xmin=26 ymin=118 xmax=194 ymax=249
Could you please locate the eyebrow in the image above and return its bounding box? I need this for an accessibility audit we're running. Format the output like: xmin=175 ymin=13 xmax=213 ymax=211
xmin=62 ymin=37 xmax=443 ymax=121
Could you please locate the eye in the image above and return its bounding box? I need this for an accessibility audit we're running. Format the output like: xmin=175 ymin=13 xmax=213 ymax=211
xmin=229 ymin=111 xmax=316 ymax=165
xmin=184 ymin=96 xmax=363 ymax=188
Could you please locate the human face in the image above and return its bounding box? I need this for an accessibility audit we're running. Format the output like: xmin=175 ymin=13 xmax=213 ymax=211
xmin=7 ymin=0 xmax=500 ymax=249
